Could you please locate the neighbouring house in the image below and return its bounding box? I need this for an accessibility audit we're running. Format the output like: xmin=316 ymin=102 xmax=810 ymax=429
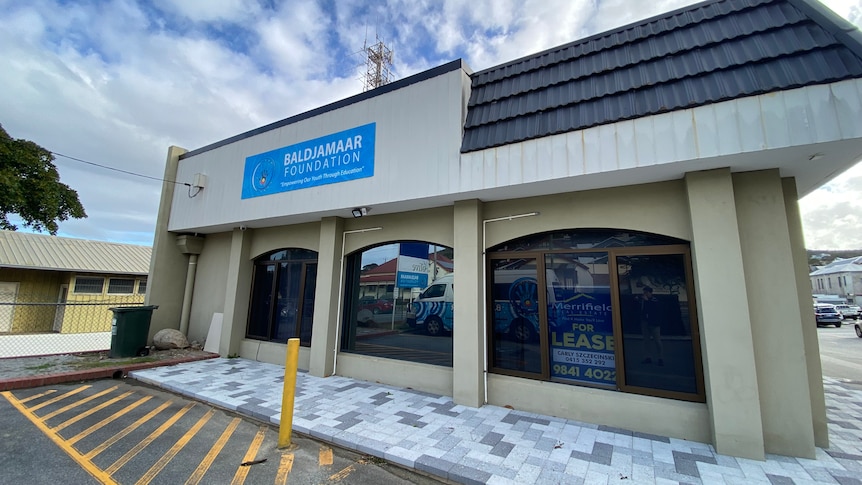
xmin=0 ymin=230 xmax=151 ymax=334
xmin=146 ymin=0 xmax=862 ymax=461
xmin=810 ymin=256 xmax=862 ymax=304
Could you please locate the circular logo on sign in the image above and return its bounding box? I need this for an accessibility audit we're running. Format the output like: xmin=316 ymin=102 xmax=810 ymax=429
xmin=251 ymin=158 xmax=276 ymax=191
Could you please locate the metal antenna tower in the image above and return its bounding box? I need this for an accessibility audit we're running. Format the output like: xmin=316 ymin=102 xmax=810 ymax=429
xmin=362 ymin=35 xmax=394 ymax=91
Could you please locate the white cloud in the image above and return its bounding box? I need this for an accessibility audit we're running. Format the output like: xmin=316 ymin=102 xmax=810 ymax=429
xmin=151 ymin=0 xmax=261 ymax=23
xmin=0 ymin=0 xmax=861 ymax=250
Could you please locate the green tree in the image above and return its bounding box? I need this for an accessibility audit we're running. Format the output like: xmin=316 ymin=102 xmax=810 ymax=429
xmin=0 ymin=124 xmax=86 ymax=235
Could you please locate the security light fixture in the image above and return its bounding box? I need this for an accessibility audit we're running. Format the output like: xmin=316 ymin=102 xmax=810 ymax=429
xmin=352 ymin=207 xmax=369 ymax=218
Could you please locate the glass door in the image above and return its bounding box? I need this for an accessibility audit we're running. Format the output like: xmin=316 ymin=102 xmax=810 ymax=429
xmin=489 ymin=257 xmax=543 ymax=375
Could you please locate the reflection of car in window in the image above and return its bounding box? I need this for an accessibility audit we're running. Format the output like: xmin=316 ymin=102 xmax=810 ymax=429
xmin=357 ymin=296 xmax=393 ymax=314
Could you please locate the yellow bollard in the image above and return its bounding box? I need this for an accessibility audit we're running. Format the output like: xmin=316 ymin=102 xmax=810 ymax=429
xmin=278 ymin=338 xmax=300 ymax=448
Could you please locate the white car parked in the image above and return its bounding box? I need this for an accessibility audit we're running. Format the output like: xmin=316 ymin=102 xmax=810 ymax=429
xmin=834 ymin=304 xmax=861 ymax=320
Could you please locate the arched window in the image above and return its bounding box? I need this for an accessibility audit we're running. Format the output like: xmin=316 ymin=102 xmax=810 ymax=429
xmin=247 ymin=249 xmax=318 ymax=346
xmin=340 ymin=242 xmax=454 ymax=366
xmin=488 ymin=229 xmax=704 ymax=402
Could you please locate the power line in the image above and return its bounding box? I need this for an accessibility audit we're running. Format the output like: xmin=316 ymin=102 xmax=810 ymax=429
xmin=51 ymin=151 xmax=191 ymax=187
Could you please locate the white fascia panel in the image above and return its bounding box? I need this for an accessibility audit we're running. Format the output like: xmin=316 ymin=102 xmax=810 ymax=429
xmin=633 ymin=116 xmax=657 ymax=166
xmin=672 ymin=110 xmax=698 ymax=162
xmin=583 ymin=128 xmax=602 ymax=174
xmin=807 ymin=84 xmax=841 ymax=144
xmin=616 ymin=120 xmax=637 ymax=171
xmin=737 ymin=97 xmax=767 ymax=152
xmin=832 ymin=81 xmax=862 ymax=139
xmin=759 ymin=91 xmax=791 ymax=149
xmin=652 ymin=111 xmax=677 ymax=163
xmin=713 ymin=100 xmax=744 ymax=156
xmin=598 ymin=123 xmax=619 ymax=173
xmin=522 ymin=139 xmax=539 ymax=183
xmin=783 ymin=88 xmax=815 ymax=147
xmin=466 ymin=79 xmax=862 ymax=200
xmin=550 ymin=131 xmax=568 ymax=179
xmin=565 ymin=131 xmax=586 ymax=176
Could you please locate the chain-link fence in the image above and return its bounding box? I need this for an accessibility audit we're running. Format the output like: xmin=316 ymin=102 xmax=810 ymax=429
xmin=0 ymin=290 xmax=144 ymax=358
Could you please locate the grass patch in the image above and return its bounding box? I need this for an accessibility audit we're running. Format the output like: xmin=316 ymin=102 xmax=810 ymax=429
xmin=72 ymin=357 xmax=157 ymax=369
xmin=25 ymin=363 xmax=57 ymax=371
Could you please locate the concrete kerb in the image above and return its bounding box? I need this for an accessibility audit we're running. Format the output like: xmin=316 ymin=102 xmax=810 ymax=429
xmin=0 ymin=352 xmax=220 ymax=392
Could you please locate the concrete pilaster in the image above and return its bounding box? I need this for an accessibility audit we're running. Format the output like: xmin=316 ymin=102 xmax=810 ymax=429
xmin=145 ymin=146 xmax=188 ymax=340
xmin=453 ymin=199 xmax=484 ymax=407
xmin=783 ymin=177 xmax=828 ymax=448
xmin=220 ymin=228 xmax=253 ymax=357
xmin=733 ymin=170 xmax=815 ymax=458
xmin=309 ymin=216 xmax=344 ymax=377
xmin=685 ymin=169 xmax=764 ymax=460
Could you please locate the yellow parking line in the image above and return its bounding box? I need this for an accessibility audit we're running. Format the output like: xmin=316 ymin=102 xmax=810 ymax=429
xmin=104 ymin=402 xmax=195 ymax=475
xmin=185 ymin=417 xmax=242 ymax=485
xmin=136 ymin=408 xmax=215 ymax=485
xmin=319 ymin=446 xmax=333 ymax=466
xmin=18 ymin=389 xmax=56 ymax=403
xmin=84 ymin=400 xmax=173 ymax=459
xmin=275 ymin=454 xmax=294 ymax=485
xmin=29 ymin=385 xmax=90 ymax=412
xmin=1 ymin=391 xmax=117 ymax=485
xmin=231 ymin=425 xmax=267 ymax=485
xmin=41 ymin=385 xmax=119 ymax=421
xmin=329 ymin=464 xmax=355 ymax=481
xmin=67 ymin=395 xmax=153 ymax=445
xmin=53 ymin=390 xmax=134 ymax=433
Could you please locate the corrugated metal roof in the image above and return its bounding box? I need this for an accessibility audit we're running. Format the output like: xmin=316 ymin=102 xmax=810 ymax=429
xmin=0 ymin=231 xmax=151 ymax=275
xmin=810 ymin=256 xmax=862 ymax=275
xmin=462 ymin=0 xmax=862 ymax=152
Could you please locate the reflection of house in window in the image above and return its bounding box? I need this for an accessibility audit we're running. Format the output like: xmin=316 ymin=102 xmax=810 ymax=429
xmin=360 ymin=249 xmax=453 ymax=301
xmin=342 ymin=243 xmax=455 ymax=367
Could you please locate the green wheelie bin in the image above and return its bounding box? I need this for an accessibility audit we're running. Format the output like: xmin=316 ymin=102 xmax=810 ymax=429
xmin=109 ymin=305 xmax=158 ymax=358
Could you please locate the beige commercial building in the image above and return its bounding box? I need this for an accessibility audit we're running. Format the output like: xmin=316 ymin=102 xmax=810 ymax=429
xmin=146 ymin=0 xmax=862 ymax=460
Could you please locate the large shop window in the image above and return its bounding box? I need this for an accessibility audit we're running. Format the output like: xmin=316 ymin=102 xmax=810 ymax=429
xmin=246 ymin=249 xmax=318 ymax=346
xmin=341 ymin=242 xmax=454 ymax=367
xmin=488 ymin=230 xmax=704 ymax=402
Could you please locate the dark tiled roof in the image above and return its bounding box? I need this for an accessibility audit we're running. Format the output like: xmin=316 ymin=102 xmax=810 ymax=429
xmin=461 ymin=0 xmax=862 ymax=153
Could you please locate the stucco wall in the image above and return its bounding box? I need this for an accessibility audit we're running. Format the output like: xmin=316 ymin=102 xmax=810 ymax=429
xmin=187 ymin=232 xmax=231 ymax=344
xmin=169 ymin=68 xmax=469 ymax=233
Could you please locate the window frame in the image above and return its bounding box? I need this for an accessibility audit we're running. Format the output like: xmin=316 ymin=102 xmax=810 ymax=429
xmin=340 ymin=241 xmax=454 ymax=367
xmin=487 ymin=243 xmax=705 ymax=403
xmin=107 ymin=278 xmax=136 ymax=294
xmin=73 ymin=276 xmax=105 ymax=294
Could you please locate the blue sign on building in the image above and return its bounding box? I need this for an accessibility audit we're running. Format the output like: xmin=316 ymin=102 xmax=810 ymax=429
xmin=241 ymin=123 xmax=376 ymax=199
xmin=396 ymin=243 xmax=430 ymax=288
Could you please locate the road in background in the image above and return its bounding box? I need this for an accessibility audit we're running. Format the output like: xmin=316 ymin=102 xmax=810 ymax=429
xmin=817 ymin=322 xmax=862 ymax=388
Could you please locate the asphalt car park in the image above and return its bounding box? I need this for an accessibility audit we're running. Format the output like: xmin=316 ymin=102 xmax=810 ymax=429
xmin=0 ymin=379 xmax=441 ymax=485
xmin=817 ymin=323 xmax=862 ymax=386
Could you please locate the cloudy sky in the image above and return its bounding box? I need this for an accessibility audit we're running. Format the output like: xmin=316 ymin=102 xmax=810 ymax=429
xmin=1 ymin=0 xmax=861 ymax=249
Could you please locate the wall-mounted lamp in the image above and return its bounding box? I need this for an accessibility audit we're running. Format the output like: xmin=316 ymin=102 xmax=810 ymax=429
xmin=352 ymin=207 xmax=369 ymax=218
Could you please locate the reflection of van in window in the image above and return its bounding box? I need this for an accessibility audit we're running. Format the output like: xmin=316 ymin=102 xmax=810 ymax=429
xmin=410 ymin=274 xmax=453 ymax=336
